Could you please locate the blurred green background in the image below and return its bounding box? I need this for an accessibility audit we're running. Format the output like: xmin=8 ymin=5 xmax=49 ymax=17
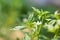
xmin=0 ymin=0 xmax=60 ymax=40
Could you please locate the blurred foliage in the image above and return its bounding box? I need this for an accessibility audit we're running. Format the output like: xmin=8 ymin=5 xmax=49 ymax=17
xmin=0 ymin=0 xmax=23 ymax=40
xmin=11 ymin=7 xmax=60 ymax=40
xmin=0 ymin=0 xmax=60 ymax=40
xmin=0 ymin=0 xmax=23 ymax=27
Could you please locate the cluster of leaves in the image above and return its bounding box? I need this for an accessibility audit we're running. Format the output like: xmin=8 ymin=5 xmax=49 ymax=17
xmin=12 ymin=7 xmax=60 ymax=40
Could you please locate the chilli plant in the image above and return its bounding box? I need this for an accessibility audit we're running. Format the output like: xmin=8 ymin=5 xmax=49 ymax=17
xmin=11 ymin=7 xmax=60 ymax=40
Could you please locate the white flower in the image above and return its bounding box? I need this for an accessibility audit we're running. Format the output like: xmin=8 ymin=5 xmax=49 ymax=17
xmin=36 ymin=21 xmax=42 ymax=25
xmin=34 ymin=21 xmax=42 ymax=25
